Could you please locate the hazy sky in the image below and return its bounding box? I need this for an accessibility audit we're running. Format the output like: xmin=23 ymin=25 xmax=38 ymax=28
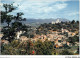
xmin=1 ymin=0 xmax=79 ymax=21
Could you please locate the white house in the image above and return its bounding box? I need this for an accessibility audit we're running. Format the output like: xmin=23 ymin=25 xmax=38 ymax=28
xmin=16 ymin=31 xmax=26 ymax=39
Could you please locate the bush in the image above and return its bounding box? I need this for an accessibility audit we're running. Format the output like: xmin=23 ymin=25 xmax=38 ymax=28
xmin=60 ymin=49 xmax=73 ymax=55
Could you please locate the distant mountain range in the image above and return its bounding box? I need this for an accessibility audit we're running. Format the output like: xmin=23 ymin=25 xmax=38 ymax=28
xmin=2 ymin=18 xmax=70 ymax=27
xmin=21 ymin=18 xmax=70 ymax=26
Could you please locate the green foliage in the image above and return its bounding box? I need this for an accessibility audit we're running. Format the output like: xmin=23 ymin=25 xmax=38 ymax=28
xmin=14 ymin=12 xmax=24 ymax=21
xmin=2 ymin=39 xmax=77 ymax=55
xmin=67 ymin=36 xmax=79 ymax=44
xmin=34 ymin=40 xmax=54 ymax=55
xmin=71 ymin=20 xmax=75 ymax=24
xmin=1 ymin=40 xmax=25 ymax=55
xmin=60 ymin=49 xmax=73 ymax=55
xmin=3 ymin=4 xmax=16 ymax=13
xmin=77 ymin=47 xmax=79 ymax=54
xmin=1 ymin=4 xmax=16 ymax=26
xmin=1 ymin=27 xmax=16 ymax=42
xmin=1 ymin=40 xmax=56 ymax=55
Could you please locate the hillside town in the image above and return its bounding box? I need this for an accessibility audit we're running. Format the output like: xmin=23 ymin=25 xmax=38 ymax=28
xmin=1 ymin=19 xmax=79 ymax=55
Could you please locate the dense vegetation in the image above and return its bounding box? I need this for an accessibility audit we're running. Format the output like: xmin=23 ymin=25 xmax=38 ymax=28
xmin=36 ymin=21 xmax=79 ymax=35
xmin=1 ymin=40 xmax=74 ymax=55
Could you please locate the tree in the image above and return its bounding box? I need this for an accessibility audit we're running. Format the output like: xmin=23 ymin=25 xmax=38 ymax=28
xmin=14 ymin=12 xmax=24 ymax=21
xmin=76 ymin=20 xmax=79 ymax=24
xmin=1 ymin=27 xmax=16 ymax=42
xmin=1 ymin=3 xmax=17 ymax=42
xmin=71 ymin=20 xmax=75 ymax=24
xmin=1 ymin=3 xmax=27 ymax=42
xmin=1 ymin=4 xmax=16 ymax=27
